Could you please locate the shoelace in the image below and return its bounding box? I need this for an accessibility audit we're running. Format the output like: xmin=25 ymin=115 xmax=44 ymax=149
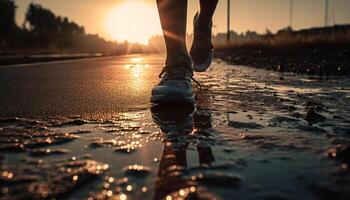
xmin=158 ymin=65 xmax=202 ymax=88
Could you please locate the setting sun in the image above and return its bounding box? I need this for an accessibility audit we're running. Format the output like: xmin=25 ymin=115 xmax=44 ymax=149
xmin=104 ymin=1 xmax=162 ymax=44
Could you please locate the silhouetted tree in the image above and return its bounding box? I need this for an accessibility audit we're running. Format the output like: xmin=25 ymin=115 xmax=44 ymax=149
xmin=1 ymin=2 xmax=125 ymax=54
xmin=245 ymin=30 xmax=259 ymax=40
xmin=24 ymin=3 xmax=59 ymax=46
xmin=0 ymin=0 xmax=16 ymax=48
xmin=23 ymin=3 xmax=87 ymax=49
xmin=265 ymin=28 xmax=273 ymax=36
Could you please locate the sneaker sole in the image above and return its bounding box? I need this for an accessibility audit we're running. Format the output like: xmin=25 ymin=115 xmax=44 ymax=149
xmin=191 ymin=12 xmax=214 ymax=73
xmin=193 ymin=52 xmax=213 ymax=72
xmin=150 ymin=93 xmax=195 ymax=105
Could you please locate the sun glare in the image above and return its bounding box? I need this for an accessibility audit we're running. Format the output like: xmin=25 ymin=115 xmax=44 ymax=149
xmin=104 ymin=1 xmax=162 ymax=44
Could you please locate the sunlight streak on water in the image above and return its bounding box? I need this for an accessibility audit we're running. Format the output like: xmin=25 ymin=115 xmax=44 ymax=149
xmin=130 ymin=57 xmax=143 ymax=63
xmin=124 ymin=57 xmax=150 ymax=91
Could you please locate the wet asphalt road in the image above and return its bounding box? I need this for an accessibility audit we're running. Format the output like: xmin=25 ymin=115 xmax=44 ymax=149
xmin=0 ymin=54 xmax=164 ymax=118
xmin=1 ymin=54 xmax=350 ymax=199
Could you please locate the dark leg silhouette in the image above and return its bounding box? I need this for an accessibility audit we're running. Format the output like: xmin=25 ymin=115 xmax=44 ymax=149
xmin=156 ymin=0 xmax=190 ymax=65
xmin=198 ymin=0 xmax=219 ymax=29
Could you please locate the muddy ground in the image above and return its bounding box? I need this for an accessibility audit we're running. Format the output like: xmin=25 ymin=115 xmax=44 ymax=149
xmin=0 ymin=55 xmax=350 ymax=199
xmin=215 ymin=43 xmax=350 ymax=76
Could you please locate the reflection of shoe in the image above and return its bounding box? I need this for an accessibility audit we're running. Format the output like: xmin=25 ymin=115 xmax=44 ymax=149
xmin=194 ymin=108 xmax=212 ymax=129
xmin=151 ymin=55 xmax=197 ymax=105
xmin=190 ymin=12 xmax=214 ymax=72
xmin=151 ymin=104 xmax=194 ymax=133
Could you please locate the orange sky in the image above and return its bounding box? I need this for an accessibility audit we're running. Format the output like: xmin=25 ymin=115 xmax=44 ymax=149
xmin=16 ymin=0 xmax=350 ymax=44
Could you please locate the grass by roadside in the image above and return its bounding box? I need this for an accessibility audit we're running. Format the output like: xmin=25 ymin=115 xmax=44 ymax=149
xmin=214 ymin=27 xmax=350 ymax=76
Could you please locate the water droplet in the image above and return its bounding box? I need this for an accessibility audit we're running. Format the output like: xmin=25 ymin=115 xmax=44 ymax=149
xmin=72 ymin=175 xmax=78 ymax=181
xmin=7 ymin=173 xmax=13 ymax=179
xmin=108 ymin=177 xmax=114 ymax=183
xmin=179 ymin=189 xmax=186 ymax=196
xmin=126 ymin=185 xmax=133 ymax=191
xmin=107 ymin=190 xmax=113 ymax=197
xmin=190 ymin=186 xmax=196 ymax=192
xmin=120 ymin=193 xmax=127 ymax=200
xmin=166 ymin=195 xmax=172 ymax=200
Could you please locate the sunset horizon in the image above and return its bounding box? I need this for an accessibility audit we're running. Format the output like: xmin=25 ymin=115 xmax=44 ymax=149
xmin=14 ymin=0 xmax=350 ymax=44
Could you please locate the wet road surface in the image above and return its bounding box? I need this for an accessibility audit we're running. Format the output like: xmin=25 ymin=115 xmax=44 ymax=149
xmin=0 ymin=54 xmax=163 ymax=117
xmin=0 ymin=54 xmax=350 ymax=200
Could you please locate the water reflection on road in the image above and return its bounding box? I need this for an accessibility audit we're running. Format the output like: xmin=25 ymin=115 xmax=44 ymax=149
xmin=0 ymin=55 xmax=350 ymax=199
xmin=151 ymin=103 xmax=221 ymax=200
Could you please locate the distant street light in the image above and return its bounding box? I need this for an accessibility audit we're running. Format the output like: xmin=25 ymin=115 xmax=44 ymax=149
xmin=289 ymin=0 xmax=293 ymax=28
xmin=325 ymin=0 xmax=329 ymax=26
xmin=227 ymin=0 xmax=230 ymax=42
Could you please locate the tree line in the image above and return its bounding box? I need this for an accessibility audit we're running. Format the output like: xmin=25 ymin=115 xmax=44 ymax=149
xmin=0 ymin=0 xmax=148 ymax=55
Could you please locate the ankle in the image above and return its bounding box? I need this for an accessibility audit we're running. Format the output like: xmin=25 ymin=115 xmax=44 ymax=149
xmin=165 ymin=51 xmax=192 ymax=68
xmin=196 ymin=13 xmax=211 ymax=32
